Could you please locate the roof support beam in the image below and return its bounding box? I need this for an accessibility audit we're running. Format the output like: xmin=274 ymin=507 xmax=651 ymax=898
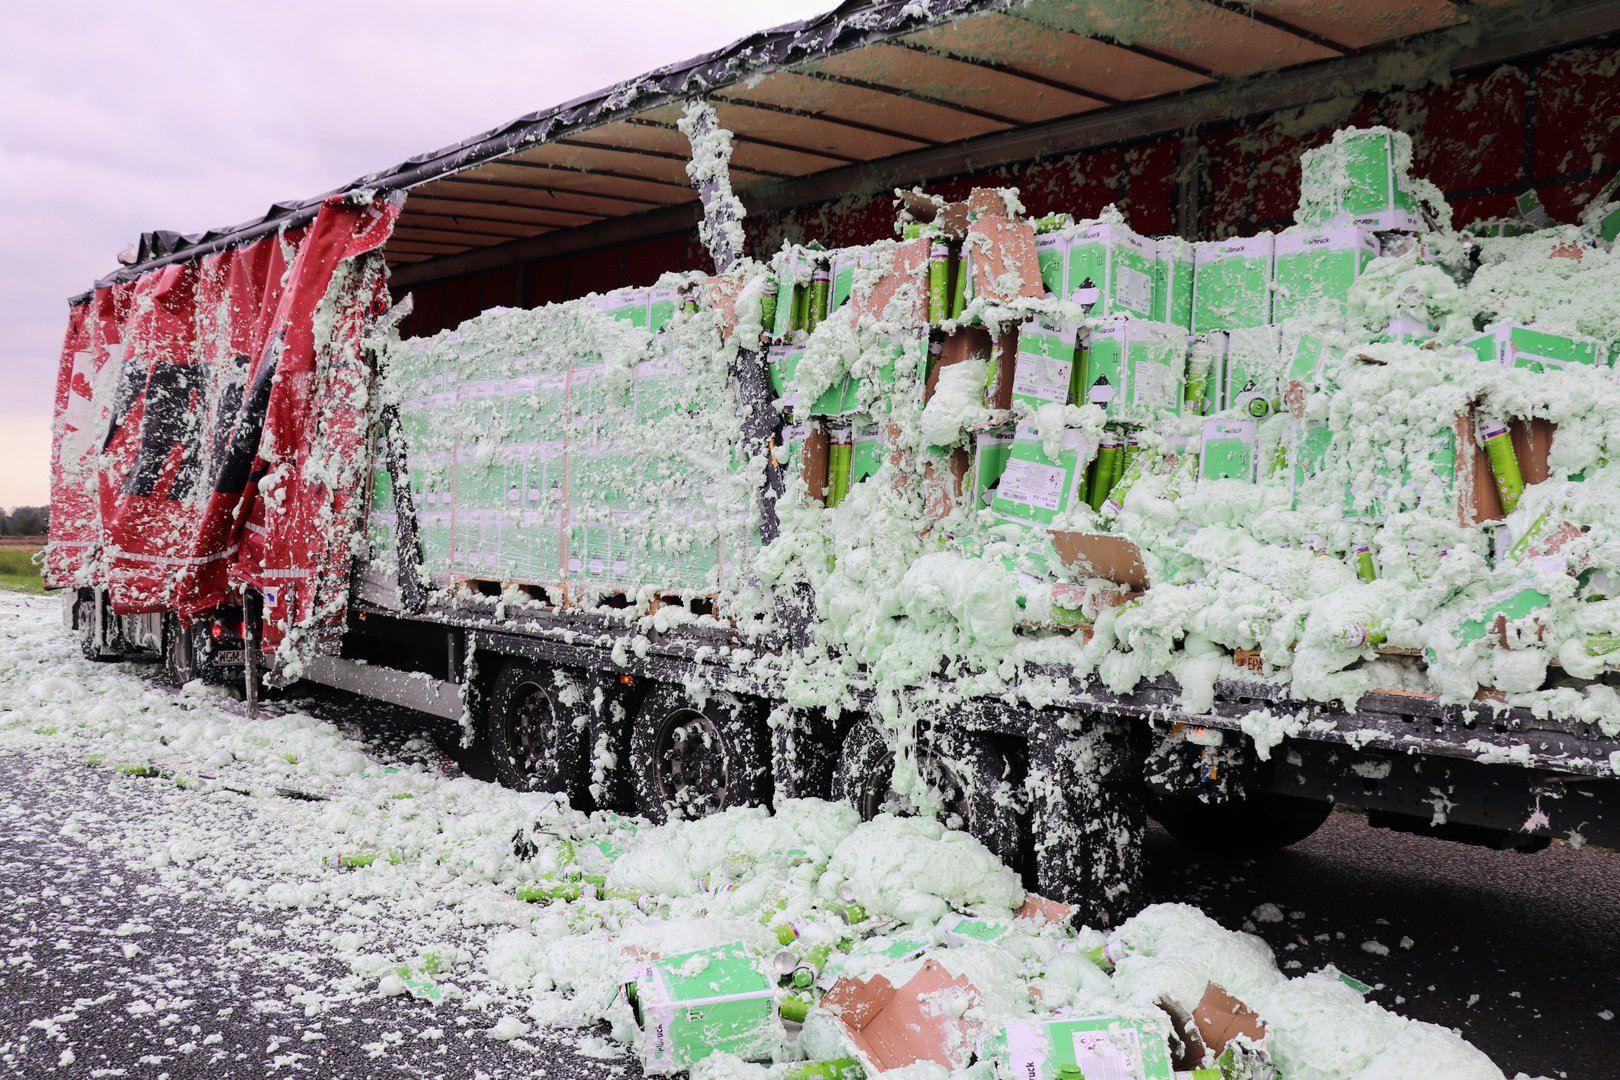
xmin=1196 ymin=1 xmax=1350 ymax=54
xmin=886 ymin=37 xmax=1121 ymax=106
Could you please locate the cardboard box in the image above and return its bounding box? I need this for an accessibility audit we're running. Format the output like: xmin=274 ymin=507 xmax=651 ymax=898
xmin=1156 ymin=984 xmax=1269 ymax=1071
xmin=1463 ymin=323 xmax=1605 ymax=372
xmin=625 ymin=944 xmax=779 ymax=1075
xmin=971 ymin=430 xmax=1015 ymax=509
xmin=1081 ymin=318 xmax=1187 ymax=422
xmin=1065 ymin=222 xmax=1158 ymax=320
xmin=778 ymin=421 xmax=829 ymax=504
xmin=1154 ymin=236 xmax=1194 ymax=330
xmin=1036 ymin=230 xmax=1068 ymax=297
xmin=1192 ymin=235 xmax=1274 ymax=332
xmin=943 ymin=917 xmax=1011 ymax=947
xmin=1221 ymin=325 xmax=1284 ymax=416
xmin=647 ymin=286 xmax=681 ymax=332
xmin=1297 ymin=126 xmax=1426 ymax=232
xmin=821 ymin=959 xmax=984 ymax=1073
xmin=1201 ymin=418 xmax=1258 ymax=483
xmin=922 ymin=444 xmax=970 ymax=518
xmin=982 ymin=1015 xmax=1177 ymax=1080
xmin=1271 ymin=227 xmax=1380 ymax=325
xmin=965 ymin=215 xmax=1046 ymax=305
xmin=594 ymin=288 xmax=650 ymax=328
xmin=768 ymin=344 xmax=855 ymax=416
xmin=990 ymin=419 xmax=1100 ymax=525
xmin=1016 ymin=892 xmax=1074 ymax=924
xmin=851 ymin=236 xmax=932 ymax=325
xmin=1012 ymin=319 xmax=1081 ymax=408
xmin=929 ymin=326 xmax=1021 ymax=411
xmin=1458 ymin=414 xmax=1556 ymax=525
xmin=1049 ymin=531 xmax=1151 ymax=590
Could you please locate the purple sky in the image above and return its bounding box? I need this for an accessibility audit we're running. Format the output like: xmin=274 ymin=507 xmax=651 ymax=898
xmin=0 ymin=0 xmax=833 ymax=509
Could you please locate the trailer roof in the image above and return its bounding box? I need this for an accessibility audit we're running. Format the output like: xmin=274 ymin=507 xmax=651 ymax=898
xmin=93 ymin=0 xmax=1620 ymax=295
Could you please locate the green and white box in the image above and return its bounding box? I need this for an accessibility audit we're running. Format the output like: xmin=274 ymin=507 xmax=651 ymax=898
xmin=626 ymin=944 xmax=780 ymax=1075
xmin=1036 ymin=231 xmax=1069 ymax=296
xmin=982 ymin=1015 xmax=1175 ymax=1080
xmin=1066 ymin=222 xmax=1157 ymax=319
xmin=1297 ymin=126 xmax=1426 ymax=232
xmin=990 ymin=419 xmax=1100 ymax=525
xmin=647 ymin=286 xmax=681 ymax=332
xmin=1192 ymin=234 xmax=1274 ymax=332
xmin=1012 ymin=319 xmax=1081 ymax=408
xmin=1463 ymin=323 xmax=1605 ymax=372
xmin=1153 ymin=236 xmax=1194 ymax=330
xmin=829 ymin=246 xmax=871 ymax=312
xmin=768 ymin=344 xmax=854 ymax=415
xmin=1271 ymin=227 xmax=1380 ymax=325
xmin=1222 ymin=325 xmax=1284 ymax=416
xmin=1081 ymin=318 xmax=1186 ymax=422
xmin=594 ymin=289 xmax=649 ymax=328
xmin=973 ymin=430 xmax=1015 ymax=508
xmin=1201 ymin=418 xmax=1258 ymax=483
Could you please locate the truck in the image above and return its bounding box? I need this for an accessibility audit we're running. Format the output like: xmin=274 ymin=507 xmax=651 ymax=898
xmin=44 ymin=0 xmax=1620 ymax=927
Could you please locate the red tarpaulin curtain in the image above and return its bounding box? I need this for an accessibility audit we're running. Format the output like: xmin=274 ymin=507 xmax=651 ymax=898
xmin=44 ymin=193 xmax=401 ymax=662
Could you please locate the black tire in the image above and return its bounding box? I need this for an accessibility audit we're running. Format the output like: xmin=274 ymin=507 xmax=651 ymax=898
xmin=629 ymin=685 xmax=771 ymax=824
xmin=486 ymin=659 xmax=591 ymax=805
xmin=162 ymin=615 xmax=201 ymax=687
xmin=1145 ymin=787 xmax=1334 ymax=855
xmin=830 ymin=716 xmax=1023 ymax=871
xmin=77 ymin=595 xmax=117 ymax=663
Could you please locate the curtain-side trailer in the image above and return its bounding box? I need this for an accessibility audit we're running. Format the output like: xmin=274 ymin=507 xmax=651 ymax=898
xmin=47 ymin=0 xmax=1620 ymax=924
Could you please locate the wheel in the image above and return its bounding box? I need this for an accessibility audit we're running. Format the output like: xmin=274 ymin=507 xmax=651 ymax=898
xmin=486 ymin=659 xmax=591 ymax=804
xmin=77 ymin=594 xmax=117 ymax=663
xmin=629 ymin=685 xmax=770 ymax=824
xmin=830 ymin=716 xmax=1024 ymax=871
xmin=1144 ymin=786 xmax=1334 ymax=855
xmin=162 ymin=615 xmax=201 ymax=687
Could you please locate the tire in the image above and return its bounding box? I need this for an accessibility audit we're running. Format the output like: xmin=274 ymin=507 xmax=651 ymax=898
xmin=162 ymin=615 xmax=201 ymax=687
xmin=1145 ymin=786 xmax=1334 ymax=855
xmin=830 ymin=716 xmax=1024 ymax=871
xmin=486 ymin=659 xmax=591 ymax=805
xmin=77 ymin=595 xmax=117 ymax=663
xmin=629 ymin=685 xmax=771 ymax=824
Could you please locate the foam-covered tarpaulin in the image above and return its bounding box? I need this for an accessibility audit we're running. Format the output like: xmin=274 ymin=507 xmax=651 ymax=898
xmin=47 ymin=195 xmax=400 ymax=658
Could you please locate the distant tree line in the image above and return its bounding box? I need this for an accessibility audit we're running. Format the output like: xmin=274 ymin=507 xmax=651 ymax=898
xmin=0 ymin=506 xmax=49 ymax=536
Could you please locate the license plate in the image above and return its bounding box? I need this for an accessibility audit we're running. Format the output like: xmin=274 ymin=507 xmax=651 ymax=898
xmin=212 ymin=649 xmax=244 ymax=666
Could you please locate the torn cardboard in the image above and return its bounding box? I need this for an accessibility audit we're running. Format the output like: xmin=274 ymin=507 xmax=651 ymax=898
xmin=1050 ymin=531 xmax=1151 ymax=591
xmin=821 ymin=959 xmax=984 ymax=1073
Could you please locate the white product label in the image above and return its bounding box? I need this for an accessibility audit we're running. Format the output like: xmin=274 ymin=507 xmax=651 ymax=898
xmin=1069 ymin=1026 xmax=1143 ymax=1080
xmin=1116 ymin=264 xmax=1153 ymax=314
xmin=1131 ymin=359 xmax=1173 ymax=407
xmin=997 ymin=457 xmax=1069 ymax=511
xmin=1011 ymin=351 xmax=1071 ymax=402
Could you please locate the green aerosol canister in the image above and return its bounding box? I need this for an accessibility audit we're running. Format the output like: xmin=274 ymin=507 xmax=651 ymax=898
xmin=1354 ymin=544 xmax=1377 ymax=583
xmin=827 ymin=424 xmax=854 ymax=508
xmin=807 ymin=266 xmax=831 ymax=333
xmin=778 ymin=993 xmax=815 ymax=1025
xmin=1332 ymin=622 xmax=1387 ymax=648
xmin=949 ymin=251 xmax=969 ymax=321
xmin=928 ymin=241 xmax=951 ymax=324
xmin=760 ymin=276 xmax=779 ymax=336
xmin=1478 ymin=416 xmax=1525 ymax=513
xmin=781 ymin=1059 xmax=865 ymax=1080
xmin=1089 ymin=433 xmax=1124 ymax=511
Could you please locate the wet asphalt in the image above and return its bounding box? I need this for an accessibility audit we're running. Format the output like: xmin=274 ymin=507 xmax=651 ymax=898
xmin=1 ymin=674 xmax=1616 ymax=1078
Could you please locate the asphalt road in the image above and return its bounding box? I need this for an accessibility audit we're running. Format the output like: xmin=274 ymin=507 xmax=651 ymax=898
xmin=2 ymin=674 xmax=1616 ymax=1078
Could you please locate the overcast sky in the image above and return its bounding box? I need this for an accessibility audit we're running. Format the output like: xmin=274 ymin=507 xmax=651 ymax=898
xmin=0 ymin=0 xmax=834 ymax=509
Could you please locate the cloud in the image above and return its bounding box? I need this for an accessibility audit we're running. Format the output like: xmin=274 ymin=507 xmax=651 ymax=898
xmin=0 ymin=0 xmax=834 ymax=502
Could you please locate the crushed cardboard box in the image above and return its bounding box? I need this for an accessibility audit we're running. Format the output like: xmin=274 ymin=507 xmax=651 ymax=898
xmin=820 ymin=959 xmax=984 ymax=1073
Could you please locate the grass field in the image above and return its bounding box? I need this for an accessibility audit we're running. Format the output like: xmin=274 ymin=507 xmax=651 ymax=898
xmin=0 ymin=547 xmax=45 ymax=594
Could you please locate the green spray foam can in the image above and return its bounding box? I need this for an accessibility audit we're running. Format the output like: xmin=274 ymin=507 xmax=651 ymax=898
xmin=827 ymin=901 xmax=866 ymax=925
xmin=782 ymin=1059 xmax=865 ymax=1079
xmin=1354 ymin=544 xmax=1377 ymax=583
xmin=760 ymin=276 xmax=779 ymax=335
xmin=827 ymin=424 xmax=853 ymax=508
xmin=772 ymin=920 xmax=804 ymax=948
xmin=790 ymin=942 xmax=836 ymax=989
xmin=949 ymin=253 xmax=968 ymax=320
xmin=1032 ymin=213 xmax=1073 ymax=233
xmin=1333 ymin=623 xmax=1386 ymax=648
xmin=778 ymin=993 xmax=814 ymax=1025
xmin=791 ymin=280 xmax=808 ymax=332
xmin=1479 ymin=417 xmax=1525 ymax=514
xmin=808 ymin=267 xmax=831 ymax=333
xmin=928 ymin=241 xmax=950 ymax=324
xmin=1081 ymin=941 xmax=1129 ymax=973
xmin=1089 ymin=435 xmax=1123 ymax=511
